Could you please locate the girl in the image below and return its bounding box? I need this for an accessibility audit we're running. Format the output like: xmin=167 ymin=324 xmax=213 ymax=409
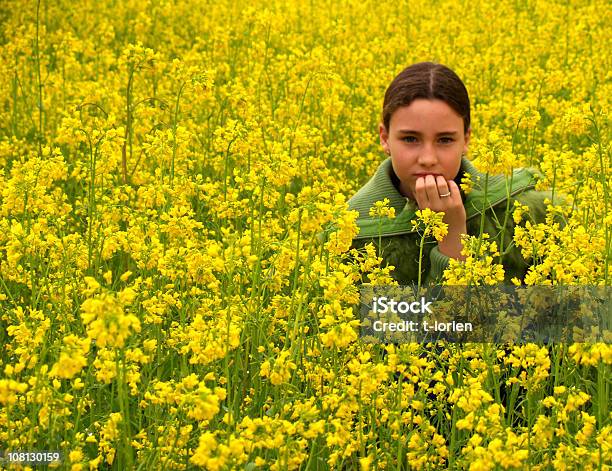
xmin=348 ymin=62 xmax=550 ymax=285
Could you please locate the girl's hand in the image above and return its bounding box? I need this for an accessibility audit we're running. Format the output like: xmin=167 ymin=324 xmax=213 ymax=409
xmin=414 ymin=175 xmax=466 ymax=226
xmin=414 ymin=175 xmax=467 ymax=260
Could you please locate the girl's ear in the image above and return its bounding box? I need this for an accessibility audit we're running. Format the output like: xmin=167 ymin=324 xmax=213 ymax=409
xmin=379 ymin=123 xmax=390 ymax=155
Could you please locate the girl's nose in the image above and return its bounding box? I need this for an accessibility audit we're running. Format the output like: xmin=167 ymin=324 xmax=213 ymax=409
xmin=418 ymin=144 xmax=438 ymax=166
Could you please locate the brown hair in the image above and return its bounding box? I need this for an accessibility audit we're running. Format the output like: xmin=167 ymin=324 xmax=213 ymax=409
xmin=382 ymin=62 xmax=471 ymax=134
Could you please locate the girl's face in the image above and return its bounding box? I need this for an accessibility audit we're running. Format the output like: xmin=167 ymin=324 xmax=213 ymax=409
xmin=379 ymin=98 xmax=470 ymax=201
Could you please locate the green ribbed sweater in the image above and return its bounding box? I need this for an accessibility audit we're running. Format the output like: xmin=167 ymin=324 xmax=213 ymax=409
xmin=345 ymin=156 xmax=551 ymax=285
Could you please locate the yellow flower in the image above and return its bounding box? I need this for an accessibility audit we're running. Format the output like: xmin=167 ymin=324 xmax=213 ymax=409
xmin=359 ymin=455 xmax=373 ymax=471
xmin=260 ymin=350 xmax=297 ymax=385
xmin=81 ymin=290 xmax=141 ymax=348
xmin=411 ymin=207 xmax=448 ymax=241
xmin=560 ymin=103 xmax=592 ymax=135
xmin=190 ymin=432 xmax=224 ymax=468
xmin=369 ymin=198 xmax=396 ymax=219
xmin=48 ymin=335 xmax=91 ymax=379
xmin=443 ymin=234 xmax=505 ymax=285
xmin=470 ymin=130 xmax=521 ymax=175
xmin=0 ymin=379 xmax=28 ymax=405
xmin=460 ymin=171 xmax=475 ymax=194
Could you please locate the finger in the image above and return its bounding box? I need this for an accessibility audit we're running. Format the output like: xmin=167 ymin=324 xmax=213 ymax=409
xmin=447 ymin=180 xmax=461 ymax=205
xmin=414 ymin=176 xmax=428 ymax=207
xmin=424 ymin=175 xmax=439 ymax=203
xmin=435 ymin=175 xmax=450 ymax=199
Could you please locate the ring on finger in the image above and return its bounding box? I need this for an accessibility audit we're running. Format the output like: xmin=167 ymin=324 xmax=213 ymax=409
xmin=439 ymin=191 xmax=451 ymax=198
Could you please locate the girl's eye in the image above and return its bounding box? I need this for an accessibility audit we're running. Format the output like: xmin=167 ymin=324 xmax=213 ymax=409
xmin=402 ymin=136 xmax=454 ymax=143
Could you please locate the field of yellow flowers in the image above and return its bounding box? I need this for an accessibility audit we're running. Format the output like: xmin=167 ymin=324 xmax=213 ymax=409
xmin=0 ymin=0 xmax=610 ymax=469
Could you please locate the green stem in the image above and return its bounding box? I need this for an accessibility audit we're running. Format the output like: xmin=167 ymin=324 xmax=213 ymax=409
xmin=116 ymin=350 xmax=134 ymax=468
xmin=417 ymin=232 xmax=425 ymax=291
xmin=171 ymin=82 xmax=186 ymax=185
xmin=286 ymin=208 xmax=303 ymax=346
xmin=86 ymin=134 xmax=95 ymax=273
xmin=498 ymin=169 xmax=514 ymax=266
xmin=35 ymin=0 xmax=44 ymax=155
xmin=122 ymin=66 xmax=135 ymax=185
xmin=591 ymin=115 xmax=610 ymax=284
xmin=476 ymin=174 xmax=490 ymax=256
